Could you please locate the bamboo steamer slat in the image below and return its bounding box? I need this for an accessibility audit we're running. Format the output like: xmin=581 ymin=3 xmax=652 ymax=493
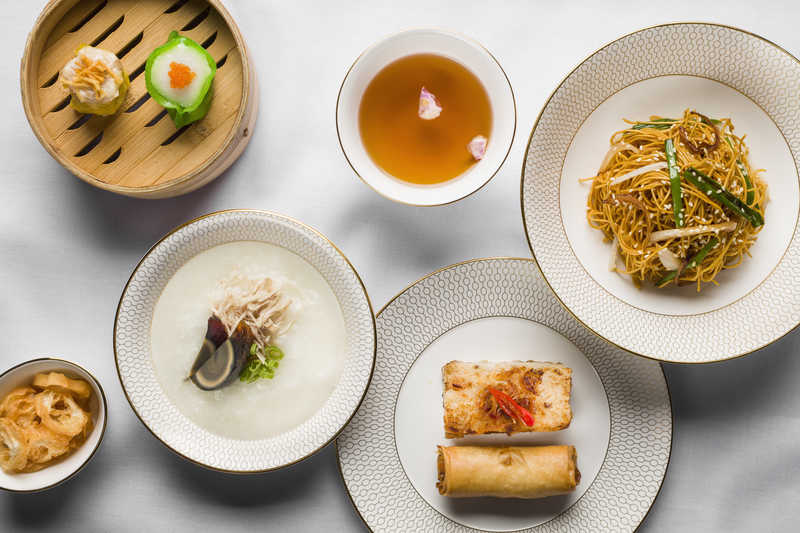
xmin=21 ymin=0 xmax=257 ymax=198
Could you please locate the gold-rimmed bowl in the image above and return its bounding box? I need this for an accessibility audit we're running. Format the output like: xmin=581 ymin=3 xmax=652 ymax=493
xmin=0 ymin=358 xmax=107 ymax=493
xmin=522 ymin=23 xmax=800 ymax=363
xmin=114 ymin=210 xmax=375 ymax=472
xmin=337 ymin=29 xmax=516 ymax=206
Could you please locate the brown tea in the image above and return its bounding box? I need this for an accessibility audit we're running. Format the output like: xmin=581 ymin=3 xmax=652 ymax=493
xmin=358 ymin=54 xmax=492 ymax=185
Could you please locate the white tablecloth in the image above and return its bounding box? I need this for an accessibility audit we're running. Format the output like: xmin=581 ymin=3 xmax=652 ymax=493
xmin=2 ymin=1 xmax=800 ymax=531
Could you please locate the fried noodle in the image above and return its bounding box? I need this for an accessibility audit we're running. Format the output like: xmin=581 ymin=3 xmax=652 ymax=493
xmin=584 ymin=109 xmax=767 ymax=290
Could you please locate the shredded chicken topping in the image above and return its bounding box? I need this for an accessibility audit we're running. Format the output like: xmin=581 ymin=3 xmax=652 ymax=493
xmin=210 ymin=272 xmax=292 ymax=350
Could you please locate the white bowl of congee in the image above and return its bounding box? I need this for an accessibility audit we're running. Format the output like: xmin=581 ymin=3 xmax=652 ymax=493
xmin=114 ymin=210 xmax=375 ymax=472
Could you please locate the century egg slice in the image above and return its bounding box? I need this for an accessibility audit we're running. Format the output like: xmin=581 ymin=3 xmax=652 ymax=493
xmin=188 ymin=316 xmax=229 ymax=378
xmin=190 ymin=321 xmax=250 ymax=391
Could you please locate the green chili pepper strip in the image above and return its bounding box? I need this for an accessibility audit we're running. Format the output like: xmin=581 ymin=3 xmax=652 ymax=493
xmin=631 ymin=118 xmax=676 ymax=130
xmin=664 ymin=139 xmax=684 ymax=227
xmin=631 ymin=117 xmax=721 ymax=130
xmin=682 ymin=168 xmax=764 ymax=227
xmin=724 ymin=137 xmax=756 ymax=206
xmin=656 ymin=237 xmax=719 ymax=287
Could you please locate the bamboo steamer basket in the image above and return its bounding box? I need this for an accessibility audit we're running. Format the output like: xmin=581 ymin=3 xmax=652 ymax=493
xmin=21 ymin=0 xmax=257 ymax=198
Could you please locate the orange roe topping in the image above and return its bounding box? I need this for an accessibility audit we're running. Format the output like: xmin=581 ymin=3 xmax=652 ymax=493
xmin=168 ymin=62 xmax=196 ymax=89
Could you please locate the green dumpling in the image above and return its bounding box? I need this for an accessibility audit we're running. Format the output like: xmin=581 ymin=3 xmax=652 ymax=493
xmin=145 ymin=31 xmax=217 ymax=128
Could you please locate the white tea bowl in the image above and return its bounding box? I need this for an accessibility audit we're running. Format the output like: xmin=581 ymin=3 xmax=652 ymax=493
xmin=337 ymin=29 xmax=516 ymax=206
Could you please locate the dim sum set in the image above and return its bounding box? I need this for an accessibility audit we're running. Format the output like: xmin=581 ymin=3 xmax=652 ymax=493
xmin=20 ymin=0 xmax=258 ymax=199
xmin=9 ymin=3 xmax=693 ymax=526
xmin=59 ymin=32 xmax=216 ymax=126
xmin=437 ymin=361 xmax=579 ymax=499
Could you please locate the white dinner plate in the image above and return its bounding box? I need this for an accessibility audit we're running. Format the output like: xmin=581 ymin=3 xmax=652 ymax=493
xmin=337 ymin=258 xmax=671 ymax=532
xmin=522 ymin=23 xmax=800 ymax=363
xmin=114 ymin=210 xmax=375 ymax=472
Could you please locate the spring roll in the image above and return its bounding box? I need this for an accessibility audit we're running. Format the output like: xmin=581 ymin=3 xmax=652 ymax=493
xmin=442 ymin=361 xmax=572 ymax=438
xmin=436 ymin=445 xmax=580 ymax=499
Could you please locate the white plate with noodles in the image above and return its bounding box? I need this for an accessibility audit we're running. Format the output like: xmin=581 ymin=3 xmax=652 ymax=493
xmin=522 ymin=23 xmax=800 ymax=363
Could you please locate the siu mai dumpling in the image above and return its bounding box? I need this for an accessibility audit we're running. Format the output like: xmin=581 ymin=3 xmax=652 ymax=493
xmin=59 ymin=46 xmax=129 ymax=115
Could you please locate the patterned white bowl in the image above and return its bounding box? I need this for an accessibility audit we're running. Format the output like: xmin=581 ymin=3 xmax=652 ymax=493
xmin=522 ymin=23 xmax=800 ymax=363
xmin=114 ymin=210 xmax=375 ymax=472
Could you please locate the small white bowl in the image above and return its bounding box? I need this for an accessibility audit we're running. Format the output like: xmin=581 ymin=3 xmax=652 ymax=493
xmin=337 ymin=29 xmax=516 ymax=206
xmin=0 ymin=358 xmax=107 ymax=493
